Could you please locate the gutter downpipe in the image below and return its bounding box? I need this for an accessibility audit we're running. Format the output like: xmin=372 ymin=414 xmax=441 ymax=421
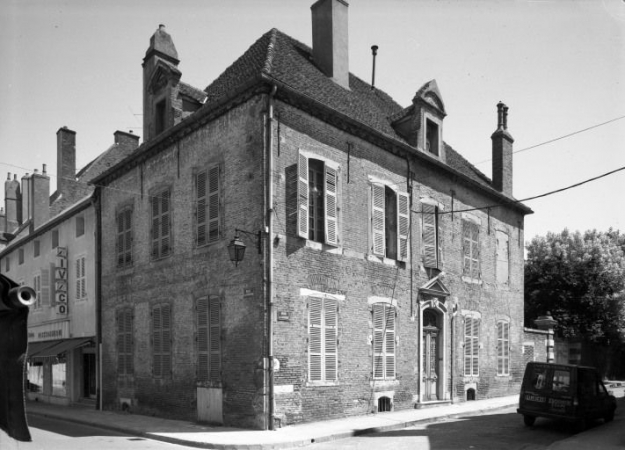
xmin=93 ymin=189 xmax=103 ymax=411
xmin=266 ymin=84 xmax=277 ymax=430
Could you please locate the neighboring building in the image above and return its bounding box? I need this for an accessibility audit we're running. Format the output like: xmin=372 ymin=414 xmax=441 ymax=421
xmin=0 ymin=128 xmax=138 ymax=406
xmin=93 ymin=0 xmax=532 ymax=429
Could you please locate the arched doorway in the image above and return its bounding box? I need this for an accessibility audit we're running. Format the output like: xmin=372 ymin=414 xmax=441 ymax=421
xmin=423 ymin=309 xmax=439 ymax=401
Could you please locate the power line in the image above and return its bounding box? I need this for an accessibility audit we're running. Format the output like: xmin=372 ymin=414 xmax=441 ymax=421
xmin=475 ymin=114 xmax=625 ymax=165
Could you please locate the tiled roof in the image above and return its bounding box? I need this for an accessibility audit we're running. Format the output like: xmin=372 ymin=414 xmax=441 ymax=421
xmin=202 ymin=28 xmax=507 ymax=198
xmin=179 ymin=81 xmax=207 ymax=104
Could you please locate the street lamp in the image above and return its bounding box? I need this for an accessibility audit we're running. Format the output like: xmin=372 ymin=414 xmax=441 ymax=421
xmin=228 ymin=228 xmax=262 ymax=266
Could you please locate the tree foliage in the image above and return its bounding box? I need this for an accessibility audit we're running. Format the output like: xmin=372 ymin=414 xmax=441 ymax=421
xmin=525 ymin=229 xmax=625 ymax=344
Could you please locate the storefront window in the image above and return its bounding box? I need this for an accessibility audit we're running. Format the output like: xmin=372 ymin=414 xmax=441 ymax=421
xmin=27 ymin=362 xmax=44 ymax=392
xmin=52 ymin=358 xmax=67 ymax=396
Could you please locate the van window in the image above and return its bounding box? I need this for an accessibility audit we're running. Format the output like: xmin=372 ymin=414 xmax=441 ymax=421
xmin=552 ymin=369 xmax=571 ymax=393
xmin=530 ymin=366 xmax=548 ymax=390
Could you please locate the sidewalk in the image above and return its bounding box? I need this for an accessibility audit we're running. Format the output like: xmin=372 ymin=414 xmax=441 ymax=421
xmin=26 ymin=395 xmax=519 ymax=450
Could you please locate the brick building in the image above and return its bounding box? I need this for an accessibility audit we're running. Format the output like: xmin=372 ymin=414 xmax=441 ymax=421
xmin=93 ymin=0 xmax=532 ymax=429
xmin=0 ymin=128 xmax=138 ymax=406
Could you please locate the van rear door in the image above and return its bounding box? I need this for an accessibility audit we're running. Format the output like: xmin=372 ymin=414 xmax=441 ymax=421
xmin=521 ymin=363 xmax=550 ymax=415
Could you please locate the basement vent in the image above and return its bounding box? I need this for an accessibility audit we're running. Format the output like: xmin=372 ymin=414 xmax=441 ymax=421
xmin=467 ymin=388 xmax=476 ymax=401
xmin=378 ymin=396 xmax=392 ymax=412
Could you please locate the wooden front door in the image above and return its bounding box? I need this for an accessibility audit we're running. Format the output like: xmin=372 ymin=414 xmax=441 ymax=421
xmin=423 ymin=310 xmax=439 ymax=401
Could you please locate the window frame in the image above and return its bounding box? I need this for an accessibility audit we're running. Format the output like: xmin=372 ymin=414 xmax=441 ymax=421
xmin=33 ymin=272 xmax=42 ymax=309
xmin=497 ymin=320 xmax=510 ymax=376
xmin=297 ymin=150 xmax=339 ymax=247
xmin=462 ymin=218 xmax=480 ymax=281
xmin=372 ymin=302 xmax=396 ymax=380
xmin=76 ymin=216 xmax=85 ymax=237
xmin=496 ymin=230 xmax=510 ymax=285
xmin=421 ymin=202 xmax=440 ymax=268
xmin=194 ymin=165 xmax=221 ymax=247
xmin=370 ymin=181 xmax=409 ymax=261
xmin=464 ymin=314 xmax=480 ymax=377
xmin=117 ymin=309 xmax=134 ymax=377
xmin=152 ymin=303 xmax=172 ymax=378
xmin=75 ymin=254 xmax=87 ymax=300
xmin=197 ymin=296 xmax=221 ymax=383
xmin=150 ymin=188 xmax=172 ymax=260
xmin=308 ymin=296 xmax=338 ymax=383
xmin=116 ymin=207 xmax=133 ymax=268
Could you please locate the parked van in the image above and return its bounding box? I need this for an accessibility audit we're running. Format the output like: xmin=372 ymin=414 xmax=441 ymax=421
xmin=518 ymin=362 xmax=617 ymax=429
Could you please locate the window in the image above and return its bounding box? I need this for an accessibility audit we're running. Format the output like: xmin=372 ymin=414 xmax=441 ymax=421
xmin=52 ymin=230 xmax=59 ymax=249
xmin=308 ymin=297 xmax=338 ymax=382
xmin=152 ymin=303 xmax=171 ymax=378
xmin=33 ymin=273 xmax=41 ymax=309
xmin=34 ymin=240 xmax=40 ymax=257
xmin=151 ymin=189 xmax=172 ymax=260
xmin=5 ymin=257 xmax=9 ymax=272
xmin=197 ymin=296 xmax=221 ymax=382
xmin=462 ymin=219 xmax=480 ymax=279
xmin=155 ymin=100 xmax=166 ymax=135
xmin=297 ymin=152 xmax=338 ymax=246
xmin=464 ymin=315 xmax=480 ymax=376
xmin=117 ymin=309 xmax=133 ymax=376
xmin=195 ymin=166 xmax=220 ymax=247
xmin=422 ymin=203 xmax=440 ymax=268
xmin=75 ymin=255 xmax=86 ymax=300
xmin=496 ymin=230 xmax=509 ymax=284
xmin=497 ymin=321 xmax=510 ymax=375
xmin=426 ymin=119 xmax=439 ymax=156
xmin=76 ymin=216 xmax=85 ymax=237
xmin=117 ymin=208 xmax=133 ymax=267
xmin=372 ymin=303 xmax=396 ymax=380
xmin=18 ymin=248 xmax=24 ymax=265
xmin=371 ymin=183 xmax=409 ymax=260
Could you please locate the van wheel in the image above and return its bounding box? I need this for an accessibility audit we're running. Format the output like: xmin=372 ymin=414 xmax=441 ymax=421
xmin=523 ymin=415 xmax=536 ymax=427
xmin=605 ymin=409 xmax=615 ymax=423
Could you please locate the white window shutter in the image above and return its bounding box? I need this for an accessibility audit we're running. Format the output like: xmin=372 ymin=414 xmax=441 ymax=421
xmin=324 ymin=165 xmax=338 ymax=246
xmin=397 ymin=192 xmax=409 ymax=261
xmin=197 ymin=297 xmax=209 ymax=381
xmin=309 ymin=297 xmax=322 ymax=381
xmin=207 ymin=166 xmax=220 ymax=243
xmin=324 ymin=299 xmax=338 ymax=381
xmin=371 ymin=183 xmax=386 ymax=256
xmin=422 ymin=204 xmax=437 ymax=268
xmin=297 ymin=151 xmax=309 ymax=239
xmin=209 ymin=296 xmax=221 ymax=381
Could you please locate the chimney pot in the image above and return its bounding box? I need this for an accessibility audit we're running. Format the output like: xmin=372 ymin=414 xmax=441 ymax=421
xmin=43 ymin=164 xmax=47 ymax=175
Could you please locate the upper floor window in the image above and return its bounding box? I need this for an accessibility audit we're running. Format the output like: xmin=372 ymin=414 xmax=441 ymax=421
xmin=371 ymin=183 xmax=409 ymax=261
xmin=75 ymin=255 xmax=87 ymax=300
xmin=308 ymin=296 xmax=338 ymax=382
xmin=52 ymin=229 xmax=59 ymax=249
xmin=462 ymin=219 xmax=480 ymax=280
xmin=464 ymin=314 xmax=480 ymax=376
xmin=152 ymin=303 xmax=172 ymax=378
xmin=197 ymin=296 xmax=221 ymax=383
xmin=155 ymin=100 xmax=166 ymax=135
xmin=497 ymin=320 xmax=510 ymax=376
xmin=33 ymin=273 xmax=41 ymax=309
xmin=151 ymin=189 xmax=172 ymax=260
xmin=34 ymin=240 xmax=40 ymax=258
xmin=496 ymin=230 xmax=510 ymax=285
xmin=19 ymin=249 xmax=24 ymax=265
xmin=425 ymin=119 xmax=439 ymax=157
xmin=372 ymin=303 xmax=396 ymax=380
xmin=195 ymin=166 xmax=221 ymax=247
xmin=76 ymin=216 xmax=85 ymax=237
xmin=422 ymin=203 xmax=440 ymax=268
xmin=297 ymin=152 xmax=338 ymax=246
xmin=5 ymin=257 xmax=9 ymax=272
xmin=117 ymin=208 xmax=133 ymax=268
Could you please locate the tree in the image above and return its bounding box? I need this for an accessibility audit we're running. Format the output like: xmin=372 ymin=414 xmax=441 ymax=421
xmin=525 ymin=229 xmax=625 ymax=345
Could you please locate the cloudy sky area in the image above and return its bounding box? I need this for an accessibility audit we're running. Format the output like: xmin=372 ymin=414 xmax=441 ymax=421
xmin=1 ymin=0 xmax=624 ymax=243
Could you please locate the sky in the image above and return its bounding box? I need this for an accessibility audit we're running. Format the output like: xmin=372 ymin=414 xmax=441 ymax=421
xmin=1 ymin=0 xmax=624 ymax=244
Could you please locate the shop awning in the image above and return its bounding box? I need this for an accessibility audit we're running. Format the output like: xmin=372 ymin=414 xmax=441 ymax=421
xmin=30 ymin=338 xmax=94 ymax=358
xmin=27 ymin=340 xmax=61 ymax=357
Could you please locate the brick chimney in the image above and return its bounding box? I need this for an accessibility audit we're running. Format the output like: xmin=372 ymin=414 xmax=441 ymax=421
xmin=114 ymin=130 xmax=140 ymax=153
xmin=0 ymin=207 xmax=4 ymax=234
xmin=491 ymin=102 xmax=514 ymax=196
xmin=57 ymin=126 xmax=77 ymax=198
xmin=21 ymin=173 xmax=30 ymax=225
xmin=31 ymin=165 xmax=50 ymax=229
xmin=311 ymin=0 xmax=350 ymax=89
xmin=4 ymin=173 xmax=21 ymax=232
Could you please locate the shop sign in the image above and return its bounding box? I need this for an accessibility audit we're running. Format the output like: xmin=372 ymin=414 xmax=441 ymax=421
xmin=55 ymin=247 xmax=68 ymax=315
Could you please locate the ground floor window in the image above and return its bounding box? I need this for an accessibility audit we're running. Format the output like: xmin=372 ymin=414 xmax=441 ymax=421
xmin=52 ymin=358 xmax=67 ymax=396
xmin=27 ymin=362 xmax=44 ymax=392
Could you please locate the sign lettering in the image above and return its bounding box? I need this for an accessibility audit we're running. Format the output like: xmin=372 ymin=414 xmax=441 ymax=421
xmin=55 ymin=247 xmax=68 ymax=315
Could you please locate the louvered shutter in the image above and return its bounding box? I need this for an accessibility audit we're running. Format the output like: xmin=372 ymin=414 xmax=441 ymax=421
xmin=504 ymin=323 xmax=509 ymax=374
xmin=75 ymin=258 xmax=81 ymax=299
xmin=41 ymin=268 xmax=50 ymax=306
xmin=464 ymin=317 xmax=472 ymax=375
xmin=117 ymin=311 xmax=126 ymax=375
xmin=471 ymin=223 xmax=480 ymax=280
xmin=397 ymin=192 xmax=409 ymax=262
xmin=371 ymin=184 xmax=386 ymax=256
xmin=161 ymin=191 xmax=171 ymax=257
xmin=297 ymin=152 xmax=309 ymax=239
xmin=80 ymin=257 xmax=86 ymax=298
xmin=472 ymin=318 xmax=480 ymax=376
xmin=162 ymin=304 xmax=172 ymax=376
xmin=117 ymin=212 xmax=124 ymax=266
xmin=153 ymin=306 xmax=162 ymax=377
xmin=324 ymin=299 xmax=338 ymax=381
xmin=208 ymin=166 xmax=220 ymax=243
xmin=324 ymin=166 xmax=338 ymax=246
xmin=196 ymin=171 xmax=207 ymax=246
xmin=209 ymin=296 xmax=221 ymax=381
xmin=197 ymin=298 xmax=209 ymax=381
xmin=497 ymin=322 xmax=503 ymax=374
xmin=125 ymin=310 xmax=133 ymax=374
xmin=385 ymin=306 xmax=396 ymax=379
xmin=372 ymin=304 xmax=385 ymax=379
xmin=422 ymin=204 xmax=437 ymax=268
xmin=309 ymin=297 xmax=322 ymax=381
xmin=151 ymin=195 xmax=160 ymax=259
xmin=124 ymin=210 xmax=132 ymax=265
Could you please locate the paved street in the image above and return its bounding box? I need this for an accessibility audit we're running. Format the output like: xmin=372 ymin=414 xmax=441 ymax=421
xmin=285 ymin=405 xmax=624 ymax=450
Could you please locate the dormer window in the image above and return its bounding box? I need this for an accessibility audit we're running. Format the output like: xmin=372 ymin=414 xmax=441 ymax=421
xmin=426 ymin=119 xmax=439 ymax=156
